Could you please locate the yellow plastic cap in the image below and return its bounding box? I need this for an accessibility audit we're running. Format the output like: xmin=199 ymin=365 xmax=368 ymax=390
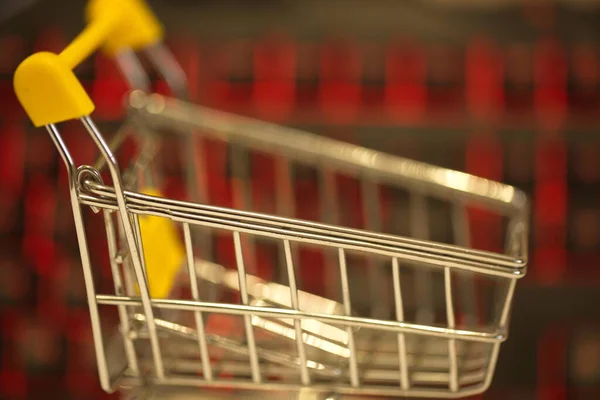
xmin=13 ymin=52 xmax=95 ymax=127
xmin=86 ymin=0 xmax=164 ymax=56
xmin=139 ymin=188 xmax=185 ymax=298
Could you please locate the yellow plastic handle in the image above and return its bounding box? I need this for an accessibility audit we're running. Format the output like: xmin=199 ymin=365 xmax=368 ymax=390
xmin=84 ymin=0 xmax=163 ymax=60
xmin=14 ymin=0 xmax=163 ymax=127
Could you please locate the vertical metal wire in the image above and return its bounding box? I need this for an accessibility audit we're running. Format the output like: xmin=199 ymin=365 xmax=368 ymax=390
xmin=183 ymin=223 xmax=213 ymax=381
xmin=481 ymin=212 xmax=525 ymax=391
xmin=46 ymin=124 xmax=113 ymax=391
xmin=483 ymin=278 xmax=517 ymax=389
xmin=444 ymin=267 xmax=459 ymax=392
xmin=452 ymin=203 xmax=471 ymax=248
xmin=132 ymin=215 xmax=148 ymax=284
xmin=117 ymin=215 xmax=136 ymax=305
xmin=231 ymin=146 xmax=258 ymax=276
xmin=81 ymin=117 xmax=164 ymax=380
xmin=319 ymin=168 xmax=340 ymax=225
xmin=391 ymin=257 xmax=410 ymax=390
xmin=410 ymin=193 xmax=434 ymax=324
xmin=233 ymin=231 xmax=261 ymax=383
xmin=188 ymin=138 xmax=214 ymax=280
xmin=283 ymin=240 xmax=310 ymax=385
xmin=275 ymin=157 xmax=295 ymax=218
xmin=145 ymin=43 xmax=189 ymax=100
xmin=276 ymin=157 xmax=296 ymax=284
xmin=505 ymin=214 xmax=528 ymax=262
xmin=148 ymin=44 xmax=215 ymax=282
xmin=114 ymin=49 xmax=152 ymax=92
xmin=452 ymin=204 xmax=477 ymax=328
xmin=338 ymin=248 xmax=359 ymax=387
xmin=104 ymin=211 xmax=139 ymax=376
xmin=131 ymin=43 xmax=216 ymax=296
xmin=361 ymin=179 xmax=388 ymax=319
xmin=319 ymin=168 xmax=340 ymax=302
xmin=116 ymin=212 xmax=138 ymax=359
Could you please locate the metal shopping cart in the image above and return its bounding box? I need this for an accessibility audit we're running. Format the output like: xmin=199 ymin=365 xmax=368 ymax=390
xmin=13 ymin=0 xmax=529 ymax=398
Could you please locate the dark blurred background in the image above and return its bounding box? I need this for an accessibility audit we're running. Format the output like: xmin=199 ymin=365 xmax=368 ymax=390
xmin=2 ymin=0 xmax=600 ymax=398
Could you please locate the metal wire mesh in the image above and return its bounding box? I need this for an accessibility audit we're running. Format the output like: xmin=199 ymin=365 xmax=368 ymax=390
xmin=62 ymin=90 xmax=529 ymax=398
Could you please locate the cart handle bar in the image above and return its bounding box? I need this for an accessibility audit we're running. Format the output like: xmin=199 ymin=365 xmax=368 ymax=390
xmin=13 ymin=0 xmax=162 ymax=127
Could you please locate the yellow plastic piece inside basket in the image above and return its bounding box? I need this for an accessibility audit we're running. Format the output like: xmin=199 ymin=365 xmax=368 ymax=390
xmin=139 ymin=189 xmax=185 ymax=298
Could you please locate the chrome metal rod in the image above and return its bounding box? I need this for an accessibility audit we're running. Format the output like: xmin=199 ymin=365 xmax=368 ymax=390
xmin=183 ymin=134 xmax=213 ymax=270
xmin=80 ymin=195 xmax=526 ymax=280
xmin=135 ymin=323 xmax=491 ymax=370
xmin=276 ymin=157 xmax=296 ymax=285
xmin=117 ymin=213 xmax=138 ymax=333
xmin=146 ymin=358 xmax=487 ymax=385
xmin=92 ymin=121 xmax=131 ymax=174
xmin=183 ymin=223 xmax=213 ymax=381
xmin=120 ymin=375 xmax=490 ymax=399
xmin=451 ymin=203 xmax=471 ymax=247
xmin=133 ymin=314 xmax=333 ymax=376
xmin=482 ymin=279 xmax=519 ymax=389
xmin=411 ymin=193 xmax=434 ymax=325
xmin=138 ymin=96 xmax=527 ymax=214
xmin=46 ymin=124 xmax=113 ymax=392
xmin=444 ymin=267 xmax=459 ymax=392
xmin=319 ymin=167 xmax=341 ymax=302
xmin=147 ymin=206 xmax=519 ymax=279
xmin=392 ymin=257 xmax=410 ymax=390
xmin=114 ymin=48 xmax=151 ymax=92
xmin=83 ymin=182 xmax=525 ymax=270
xmin=283 ymin=239 xmax=310 ymax=385
xmin=339 ymin=248 xmax=359 ymax=387
xmin=145 ymin=43 xmax=189 ymax=100
xmin=136 ymin=207 xmax=521 ymax=278
xmin=103 ymin=210 xmax=139 ymax=376
xmin=275 ymin=157 xmax=295 ymax=218
xmin=131 ymin=215 xmax=148 ymax=284
xmin=118 ymin=214 xmax=137 ymax=304
xmin=233 ymin=231 xmax=261 ymax=383
xmin=451 ymin=203 xmax=477 ymax=328
xmin=80 ymin=116 xmax=164 ymax=380
xmin=499 ymin=279 xmax=517 ymax=327
xmin=95 ymin=296 xmax=505 ymax=343
xmin=361 ymin=179 xmax=388 ymax=319
xmin=230 ymin=145 xmax=258 ymax=277
xmin=505 ymin=212 xmax=529 ymax=262
xmin=143 ymin=43 xmax=212 ymax=274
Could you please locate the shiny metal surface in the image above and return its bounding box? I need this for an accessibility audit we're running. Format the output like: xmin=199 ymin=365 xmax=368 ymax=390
xmin=78 ymin=183 xmax=524 ymax=277
xmin=35 ymin=39 xmax=528 ymax=400
xmin=81 ymin=116 xmax=166 ymax=381
xmin=96 ymin=294 xmax=504 ymax=343
xmin=129 ymin=93 xmax=528 ymax=214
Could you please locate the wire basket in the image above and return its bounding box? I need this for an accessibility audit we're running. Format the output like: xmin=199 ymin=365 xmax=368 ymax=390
xmin=13 ymin=1 xmax=528 ymax=398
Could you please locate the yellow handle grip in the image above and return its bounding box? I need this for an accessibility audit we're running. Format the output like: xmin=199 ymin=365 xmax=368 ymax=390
xmin=84 ymin=0 xmax=163 ymax=59
xmin=14 ymin=0 xmax=163 ymax=127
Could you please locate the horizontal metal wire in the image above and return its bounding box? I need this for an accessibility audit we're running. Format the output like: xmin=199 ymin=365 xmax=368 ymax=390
xmin=129 ymin=93 xmax=527 ymax=213
xmin=82 ymin=181 xmax=522 ymax=266
xmin=96 ymin=295 xmax=505 ymax=343
xmin=142 ymin=359 xmax=487 ymax=386
xmin=115 ymin=375 xmax=492 ymax=399
xmin=79 ymin=185 xmax=525 ymax=279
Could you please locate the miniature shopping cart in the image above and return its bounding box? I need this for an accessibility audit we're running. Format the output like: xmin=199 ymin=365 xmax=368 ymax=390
xmin=13 ymin=0 xmax=529 ymax=398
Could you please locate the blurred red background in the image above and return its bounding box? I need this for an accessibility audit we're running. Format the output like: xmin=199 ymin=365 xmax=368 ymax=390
xmin=2 ymin=0 xmax=600 ymax=398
